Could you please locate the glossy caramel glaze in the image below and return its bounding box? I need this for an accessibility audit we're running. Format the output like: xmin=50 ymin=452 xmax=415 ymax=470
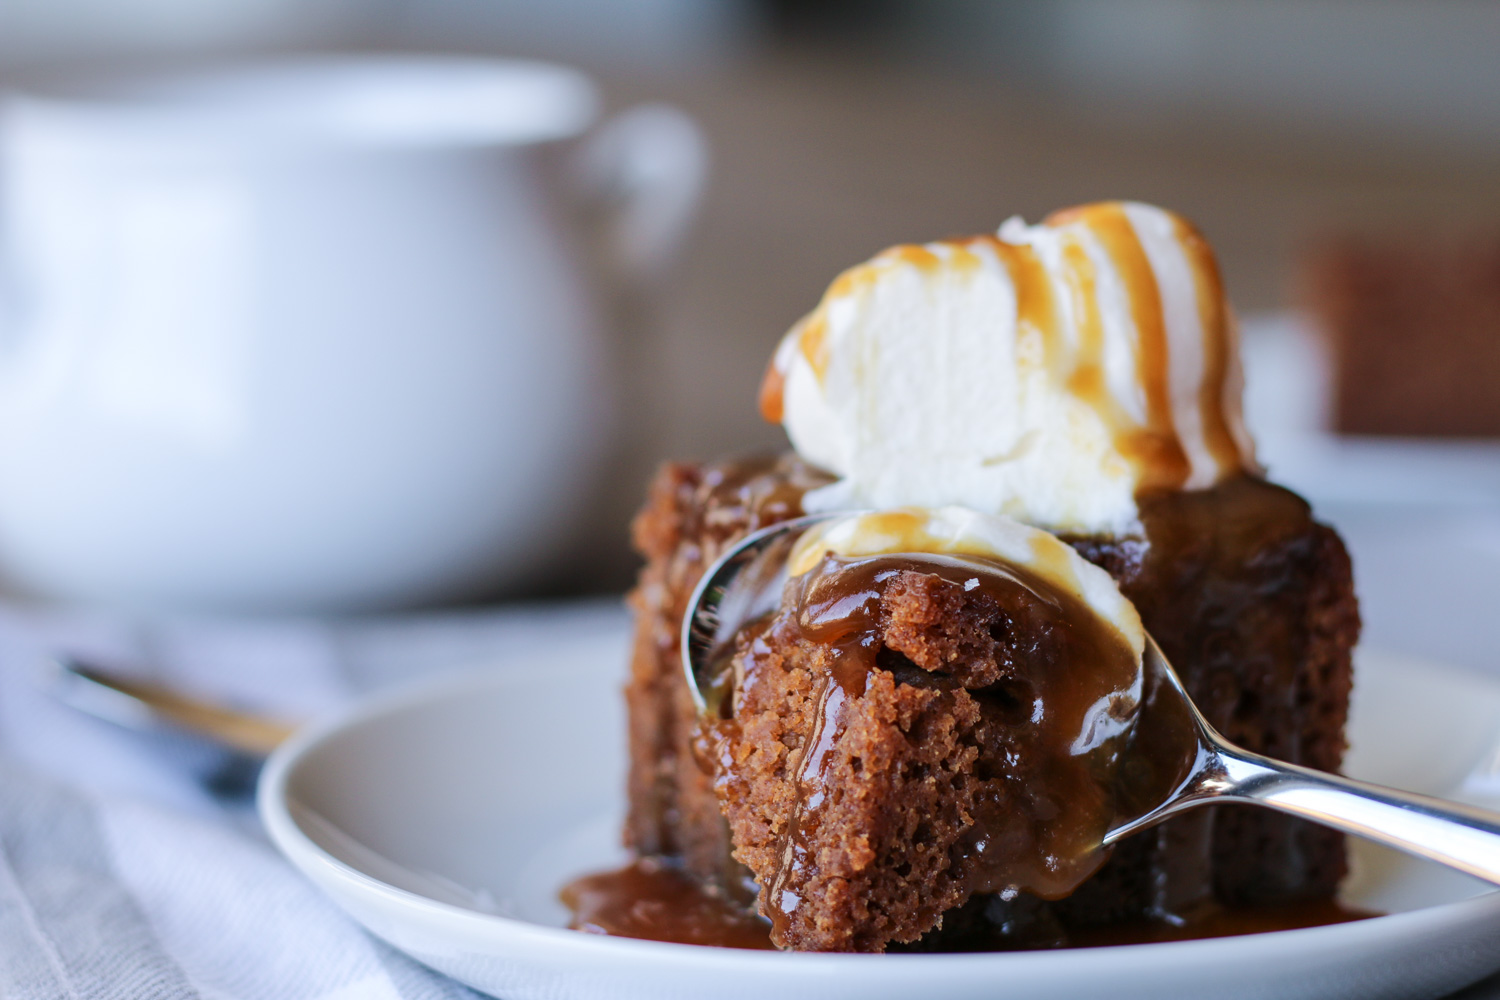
xmin=758 ymin=356 xmax=786 ymax=424
xmin=563 ymin=863 xmax=1374 ymax=951
xmin=783 ymin=554 xmax=1136 ymax=911
xmin=703 ymin=550 xmax=1149 ymax=950
xmin=562 ymin=859 xmax=774 ymax=950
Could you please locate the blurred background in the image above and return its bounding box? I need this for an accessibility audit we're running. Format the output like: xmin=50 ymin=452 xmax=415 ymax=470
xmin=1 ymin=0 xmax=1498 ymax=669
xmin=2 ymin=7 xmax=1500 ymax=991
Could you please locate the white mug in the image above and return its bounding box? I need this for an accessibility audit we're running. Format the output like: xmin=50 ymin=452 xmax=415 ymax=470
xmin=0 ymin=56 xmax=705 ymax=612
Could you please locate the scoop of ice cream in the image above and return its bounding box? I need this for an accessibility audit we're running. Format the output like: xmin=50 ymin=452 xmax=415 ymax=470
xmin=759 ymin=201 xmax=1259 ymax=536
xmin=788 ymin=505 xmax=1145 ymax=660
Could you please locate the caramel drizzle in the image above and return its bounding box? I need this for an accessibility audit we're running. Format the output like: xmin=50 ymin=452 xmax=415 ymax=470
xmin=1065 ymin=203 xmax=1192 ymax=492
xmin=882 ymin=244 xmax=944 ymax=271
xmin=988 ymin=238 xmax=1060 ymax=375
xmin=798 ymin=313 xmax=830 ymax=382
xmin=1047 ymin=226 xmax=1162 ymax=485
xmin=1173 ymin=214 xmax=1244 ymax=476
xmin=758 ymin=356 xmax=786 ymax=424
xmin=1059 ymin=237 xmax=1108 ymax=413
xmin=794 ymin=243 xmax=954 ymax=384
xmin=767 ymin=674 xmax=850 ymax=931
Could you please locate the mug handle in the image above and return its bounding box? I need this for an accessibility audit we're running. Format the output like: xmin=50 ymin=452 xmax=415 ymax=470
xmin=0 ymin=244 xmax=21 ymax=359
xmin=571 ymin=103 xmax=708 ymax=284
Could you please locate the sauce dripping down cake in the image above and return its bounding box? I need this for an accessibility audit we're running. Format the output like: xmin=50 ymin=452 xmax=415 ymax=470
xmin=570 ymin=201 xmax=1361 ymax=952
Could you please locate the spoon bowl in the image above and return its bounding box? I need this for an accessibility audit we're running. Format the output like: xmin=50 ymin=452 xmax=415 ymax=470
xmin=681 ymin=513 xmax=842 ymax=716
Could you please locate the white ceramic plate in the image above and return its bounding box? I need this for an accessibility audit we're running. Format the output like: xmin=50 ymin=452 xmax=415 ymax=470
xmin=259 ymin=633 xmax=1500 ymax=1000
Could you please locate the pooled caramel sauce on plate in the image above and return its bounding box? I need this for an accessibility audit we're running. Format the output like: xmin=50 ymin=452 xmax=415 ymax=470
xmin=562 ymin=863 xmax=1374 ymax=951
xmin=562 ymin=858 xmax=775 ymax=950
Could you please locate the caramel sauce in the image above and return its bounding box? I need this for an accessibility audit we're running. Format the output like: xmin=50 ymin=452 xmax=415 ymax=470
xmin=797 ymin=312 xmax=830 ymax=380
xmin=990 ymin=238 xmax=1060 ymax=373
xmin=884 ymin=244 xmax=944 ymax=271
xmin=563 ymin=865 xmax=1374 ymax=951
xmin=694 ymin=455 xmax=832 ymax=538
xmin=562 ymin=859 xmax=774 ymax=950
xmin=947 ymin=242 xmax=985 ymax=275
xmin=1057 ymin=232 xmax=1148 ymax=481
xmin=1053 ymin=206 xmax=1199 ymax=493
xmin=1173 ymin=214 xmax=1243 ymax=477
xmin=758 ymin=357 xmax=786 ymax=424
xmin=725 ymin=551 xmax=1146 ymax=941
xmin=1083 ymin=203 xmax=1192 ymax=491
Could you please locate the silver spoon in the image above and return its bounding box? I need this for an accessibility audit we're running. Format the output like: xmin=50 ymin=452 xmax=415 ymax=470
xmin=44 ymin=656 xmax=298 ymax=800
xmin=682 ymin=515 xmax=1500 ymax=887
xmin=47 ymin=656 xmax=297 ymax=757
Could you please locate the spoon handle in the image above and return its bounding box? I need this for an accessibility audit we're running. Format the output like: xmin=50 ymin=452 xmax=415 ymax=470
xmin=681 ymin=513 xmax=843 ymax=714
xmin=1214 ymin=743 xmax=1500 ymax=886
xmin=49 ymin=657 xmax=296 ymax=758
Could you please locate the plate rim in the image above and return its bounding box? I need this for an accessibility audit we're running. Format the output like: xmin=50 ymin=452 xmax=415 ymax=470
xmin=258 ymin=646 xmax=1500 ymax=968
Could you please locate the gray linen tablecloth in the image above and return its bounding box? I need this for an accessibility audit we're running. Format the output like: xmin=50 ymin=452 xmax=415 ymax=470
xmin=1 ymin=583 xmax=1498 ymax=999
xmin=0 ymin=597 xmax=625 ymax=1000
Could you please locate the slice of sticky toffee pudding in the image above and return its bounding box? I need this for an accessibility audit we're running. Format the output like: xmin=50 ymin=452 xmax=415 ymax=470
xmin=580 ymin=201 xmax=1360 ymax=952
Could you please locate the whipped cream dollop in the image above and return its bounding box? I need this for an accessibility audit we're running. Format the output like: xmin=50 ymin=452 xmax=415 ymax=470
xmin=760 ymin=201 xmax=1259 ymax=536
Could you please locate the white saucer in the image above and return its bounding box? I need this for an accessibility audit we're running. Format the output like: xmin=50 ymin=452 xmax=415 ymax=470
xmin=259 ymin=633 xmax=1500 ymax=1000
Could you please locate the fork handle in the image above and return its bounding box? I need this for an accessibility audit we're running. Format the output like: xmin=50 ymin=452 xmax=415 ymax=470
xmin=1216 ymin=745 xmax=1500 ymax=886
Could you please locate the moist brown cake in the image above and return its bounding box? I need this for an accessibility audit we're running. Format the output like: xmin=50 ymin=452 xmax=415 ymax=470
xmin=707 ymin=547 xmax=1142 ymax=952
xmin=1303 ymin=235 xmax=1500 ymax=437
xmin=624 ymin=453 xmax=833 ymax=890
xmin=622 ymin=456 xmax=1360 ymax=952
